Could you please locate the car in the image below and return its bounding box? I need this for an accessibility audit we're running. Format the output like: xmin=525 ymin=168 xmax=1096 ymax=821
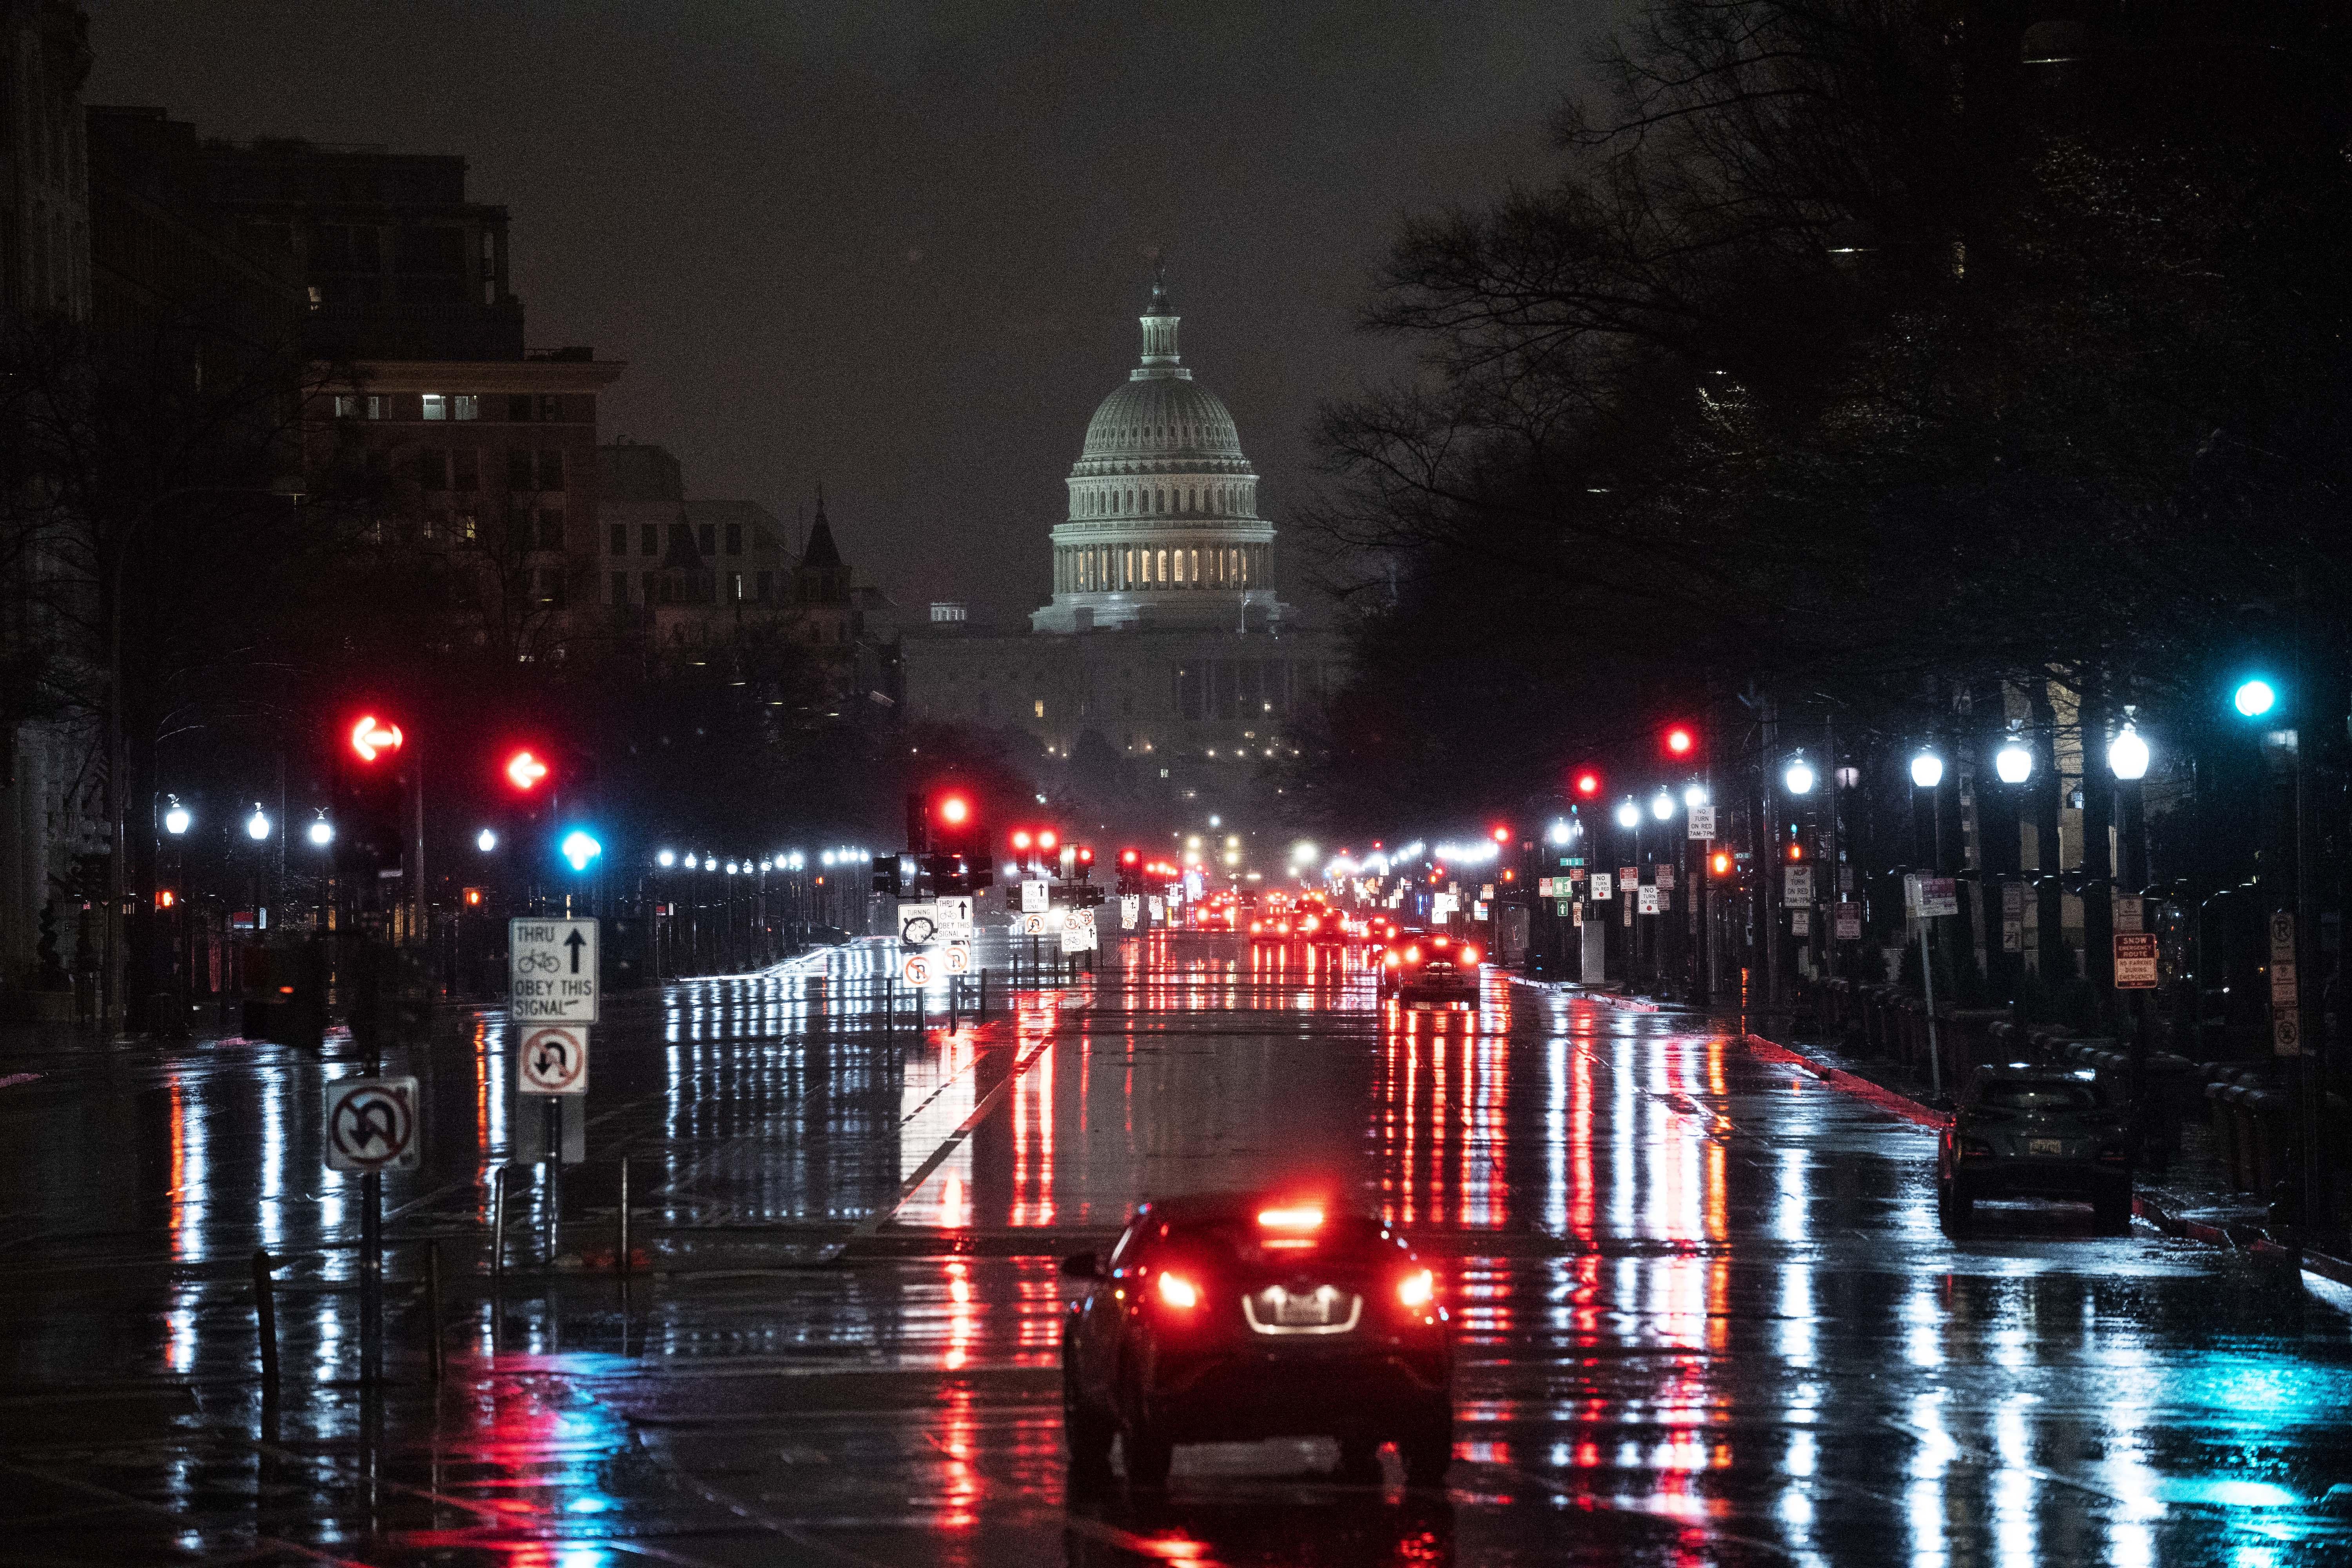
xmin=1938 ymin=1062 xmax=2133 ymax=1236
xmin=1378 ymin=932 xmax=1480 ymax=1006
xmin=1060 ymin=1192 xmax=1453 ymax=1488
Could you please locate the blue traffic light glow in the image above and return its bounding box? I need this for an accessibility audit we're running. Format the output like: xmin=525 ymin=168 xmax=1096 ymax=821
xmin=559 ymin=829 xmax=603 ymax=872
xmin=2231 ymin=679 xmax=2278 ymax=719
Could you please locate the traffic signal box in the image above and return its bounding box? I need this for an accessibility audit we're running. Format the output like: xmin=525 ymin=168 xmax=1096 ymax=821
xmin=878 ymin=790 xmax=997 ymax=898
xmin=337 ymin=713 xmax=410 ymax=903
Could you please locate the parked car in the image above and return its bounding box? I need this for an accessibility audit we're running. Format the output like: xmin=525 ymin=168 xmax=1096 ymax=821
xmin=1938 ymin=1063 xmax=2133 ymax=1235
xmin=1060 ymin=1192 xmax=1454 ymax=1487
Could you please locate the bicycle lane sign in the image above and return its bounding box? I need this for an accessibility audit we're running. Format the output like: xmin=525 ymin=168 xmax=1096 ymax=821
xmin=325 ymin=1076 xmax=420 ymax=1172
xmin=511 ymin=917 xmax=599 ymax=1024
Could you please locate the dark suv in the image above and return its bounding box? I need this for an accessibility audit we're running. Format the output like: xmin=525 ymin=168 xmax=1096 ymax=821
xmin=1060 ymin=1193 xmax=1454 ymax=1487
xmin=1938 ymin=1063 xmax=2133 ymax=1235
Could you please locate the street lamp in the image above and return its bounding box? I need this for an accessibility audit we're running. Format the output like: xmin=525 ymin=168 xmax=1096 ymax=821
xmin=1994 ymin=733 xmax=2034 ymax=785
xmin=1650 ymin=790 xmax=1675 ymax=821
xmin=1909 ymin=750 xmax=1945 ymax=789
xmin=2107 ymin=720 xmax=2151 ymax=781
xmin=1547 ymin=820 xmax=1571 ymax=846
xmin=245 ymin=806 xmax=272 ymax=841
xmin=1682 ymin=784 xmax=1708 ymax=811
xmin=1615 ymin=799 xmax=1641 ymax=830
xmin=1782 ymin=755 xmax=1817 ymax=795
xmin=306 ymin=816 xmax=335 ymax=848
xmin=477 ymin=828 xmax=499 ymax=853
xmin=163 ymin=800 xmax=192 ymax=836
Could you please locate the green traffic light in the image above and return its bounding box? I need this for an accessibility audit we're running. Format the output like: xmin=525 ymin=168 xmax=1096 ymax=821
xmin=2232 ymin=679 xmax=2277 ymax=719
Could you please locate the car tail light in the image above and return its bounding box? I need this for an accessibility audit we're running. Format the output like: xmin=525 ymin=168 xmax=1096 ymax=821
xmin=1433 ymin=935 xmax=1450 ymax=948
xmin=2097 ymin=1146 xmax=2127 ymax=1163
xmin=1397 ymin=1269 xmax=1434 ymax=1308
xmin=1405 ymin=946 xmax=1421 ymax=963
xmin=1384 ymin=951 xmax=1401 ymax=967
xmin=1959 ymin=1137 xmax=1993 ymax=1158
xmin=1250 ymin=920 xmax=1264 ymax=933
xmin=1460 ymin=946 xmax=1479 ymax=963
xmin=1156 ymin=1271 xmax=1200 ymax=1310
xmin=1257 ymin=1205 xmax=1325 ymax=1231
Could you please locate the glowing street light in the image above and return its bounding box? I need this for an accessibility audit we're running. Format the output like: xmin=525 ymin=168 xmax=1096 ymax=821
xmin=163 ymin=801 xmax=192 ymax=836
xmin=1650 ymin=790 xmax=1675 ymax=820
xmin=2107 ymin=720 xmax=2151 ymax=782
xmin=1614 ymin=799 xmax=1641 ymax=830
xmin=1782 ymin=756 xmax=1816 ymax=795
xmin=1547 ymin=820 xmax=1572 ymax=846
xmin=1994 ymin=735 xmax=2034 ymax=785
xmin=306 ymin=817 xmax=335 ymax=848
xmin=657 ymin=848 xmax=675 ymax=867
xmin=477 ymin=828 xmax=499 ymax=853
xmin=1909 ymin=750 xmax=1945 ymax=789
xmin=245 ymin=806 xmax=272 ymax=841
xmin=1682 ymin=784 xmax=1708 ymax=811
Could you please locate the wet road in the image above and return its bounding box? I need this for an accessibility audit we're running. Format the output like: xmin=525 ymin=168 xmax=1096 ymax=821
xmin=2 ymin=931 xmax=2349 ymax=1565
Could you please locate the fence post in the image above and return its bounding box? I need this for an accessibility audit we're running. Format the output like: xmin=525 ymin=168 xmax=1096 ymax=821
xmin=615 ymin=1157 xmax=631 ymax=1276
xmin=425 ymin=1240 xmax=445 ymax=1383
xmin=490 ymin=1165 xmax=507 ymax=1287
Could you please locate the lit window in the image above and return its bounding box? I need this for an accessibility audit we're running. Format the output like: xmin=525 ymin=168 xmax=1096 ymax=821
xmin=333 ymin=394 xmax=360 ymax=419
xmin=452 ymin=395 xmax=479 ymax=421
xmin=1034 ymin=699 xmax=1045 ymax=719
xmin=422 ymin=394 xmax=448 ymax=420
xmin=306 ymin=284 xmax=323 ymax=310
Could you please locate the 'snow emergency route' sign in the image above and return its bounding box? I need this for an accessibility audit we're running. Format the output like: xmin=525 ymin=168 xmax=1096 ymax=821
xmin=510 ymin=917 xmax=599 ymax=1024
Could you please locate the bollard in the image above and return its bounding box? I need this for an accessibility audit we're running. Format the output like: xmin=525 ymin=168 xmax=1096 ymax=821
xmin=949 ymin=975 xmax=959 ymax=1032
xmin=615 ymin=1157 xmax=632 ymax=1276
xmin=490 ymin=1165 xmax=507 ymax=1286
xmin=978 ymin=968 xmax=987 ymax=1022
xmin=883 ymin=973 xmax=895 ymax=1036
xmin=425 ymin=1240 xmax=445 ymax=1383
xmin=252 ymin=1248 xmax=281 ymax=1400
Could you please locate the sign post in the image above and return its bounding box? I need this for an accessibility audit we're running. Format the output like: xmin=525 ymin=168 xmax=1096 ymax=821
xmin=510 ymin=918 xmax=599 ymax=1265
xmin=325 ymin=1074 xmax=419 ymax=1387
xmin=2269 ymin=913 xmax=2300 ymax=1056
xmin=1905 ymin=875 xmax=1958 ymax=1099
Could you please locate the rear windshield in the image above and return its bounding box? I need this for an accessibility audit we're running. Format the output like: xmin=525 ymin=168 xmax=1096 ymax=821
xmin=1164 ymin=1216 xmax=1394 ymax=1268
xmin=1973 ymin=1080 xmax=2106 ymax=1111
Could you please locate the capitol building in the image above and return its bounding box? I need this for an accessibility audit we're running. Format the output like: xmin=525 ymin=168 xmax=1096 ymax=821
xmin=902 ymin=274 xmax=1339 ymax=777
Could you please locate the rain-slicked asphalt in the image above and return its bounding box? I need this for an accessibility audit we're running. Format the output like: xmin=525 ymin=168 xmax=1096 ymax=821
xmin=2 ymin=931 xmax=2348 ymax=1565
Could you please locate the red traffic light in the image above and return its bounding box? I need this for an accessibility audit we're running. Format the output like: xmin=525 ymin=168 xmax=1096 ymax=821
xmin=1120 ymin=848 xmax=1140 ymax=866
xmin=348 ymin=714 xmax=403 ymax=764
xmin=938 ymin=793 xmax=971 ymax=827
xmin=1078 ymin=846 xmax=1094 ymax=864
xmin=1787 ymin=843 xmax=1804 ymax=860
xmin=1711 ymin=850 xmax=1733 ymax=877
xmin=1573 ymin=769 xmax=1601 ymax=797
xmin=1038 ymin=829 xmax=1058 ymax=850
xmin=1011 ymin=829 xmax=1033 ymax=851
xmin=505 ymin=749 xmax=549 ymax=791
xmin=1663 ymin=725 xmax=1695 ymax=757
xmin=1490 ymin=825 xmax=1511 ymax=844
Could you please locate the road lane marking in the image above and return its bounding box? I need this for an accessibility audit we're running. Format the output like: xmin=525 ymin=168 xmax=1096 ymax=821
xmin=841 ymin=1030 xmax=1060 ymax=1248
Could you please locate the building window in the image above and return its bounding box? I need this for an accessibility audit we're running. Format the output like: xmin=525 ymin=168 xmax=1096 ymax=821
xmin=609 ymin=523 xmax=628 ymax=555
xmin=725 ymin=522 xmax=742 ymax=555
xmin=1034 ymin=699 xmax=1045 ymax=719
xmin=422 ymin=394 xmax=448 ymax=421
xmin=537 ymin=509 xmax=564 ymax=550
xmin=697 ymin=523 xmax=715 ymax=555
xmin=757 ymin=570 xmax=773 ymax=601
xmin=417 ymin=449 xmax=448 ymax=490
xmin=507 ymin=448 xmax=534 ymax=490
xmin=452 ymin=448 xmax=479 ymax=491
xmin=534 ymin=568 xmax=564 ymax=606
xmin=539 ymin=394 xmax=563 ymax=422
xmin=610 ymin=571 xmax=629 ymax=606
xmin=333 ymin=394 xmax=361 ymax=419
xmin=537 ymin=449 xmax=564 ymax=490
xmin=453 ymin=394 xmax=479 ymax=421
xmin=641 ymin=524 xmax=659 ymax=555
xmin=730 ymin=572 xmax=744 ymax=601
xmin=508 ymin=393 xmax=534 ymax=422
xmin=455 ymin=512 xmax=477 ymax=541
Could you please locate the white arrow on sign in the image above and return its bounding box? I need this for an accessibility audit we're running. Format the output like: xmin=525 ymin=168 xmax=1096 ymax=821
xmin=519 ymin=1024 xmax=589 ymax=1094
xmin=325 ymin=1076 xmax=420 ymax=1172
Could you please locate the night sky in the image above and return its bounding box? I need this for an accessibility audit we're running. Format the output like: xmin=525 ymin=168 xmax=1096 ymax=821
xmin=86 ymin=1 xmax=1615 ymax=622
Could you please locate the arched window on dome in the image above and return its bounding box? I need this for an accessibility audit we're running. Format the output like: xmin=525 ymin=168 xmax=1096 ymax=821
xmin=1155 ymin=548 xmax=1167 ymax=584
xmin=1189 ymin=548 xmax=1200 ymax=586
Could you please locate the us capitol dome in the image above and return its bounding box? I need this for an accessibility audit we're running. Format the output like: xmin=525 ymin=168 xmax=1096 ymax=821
xmin=1031 ymin=271 xmax=1285 ymax=633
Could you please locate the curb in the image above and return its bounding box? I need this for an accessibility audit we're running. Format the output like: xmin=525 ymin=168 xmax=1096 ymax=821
xmin=1736 ymin=1029 xmax=2352 ymax=1290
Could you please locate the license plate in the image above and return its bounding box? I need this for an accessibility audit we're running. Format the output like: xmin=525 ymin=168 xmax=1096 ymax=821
xmin=2028 ymin=1138 xmax=2067 ymax=1158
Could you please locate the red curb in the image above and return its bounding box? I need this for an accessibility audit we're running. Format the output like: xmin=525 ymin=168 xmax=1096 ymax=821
xmin=1740 ymin=1033 xmax=1944 ymax=1128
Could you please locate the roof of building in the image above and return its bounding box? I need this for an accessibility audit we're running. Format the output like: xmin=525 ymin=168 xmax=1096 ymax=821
xmin=801 ymin=498 xmax=844 ymax=570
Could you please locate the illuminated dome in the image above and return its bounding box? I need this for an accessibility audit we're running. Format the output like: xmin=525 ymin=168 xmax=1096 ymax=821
xmin=1033 ymin=271 xmax=1281 ymax=633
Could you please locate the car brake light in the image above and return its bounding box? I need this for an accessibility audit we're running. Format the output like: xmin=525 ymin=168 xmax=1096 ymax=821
xmin=1384 ymin=951 xmax=1400 ymax=967
xmin=1250 ymin=920 xmax=1264 ymax=933
xmin=1460 ymin=946 xmax=1479 ymax=963
xmin=1433 ymin=935 xmax=1449 ymax=947
xmin=1257 ymin=1205 xmax=1324 ymax=1231
xmin=1397 ymin=1269 xmax=1434 ymax=1308
xmin=1406 ymin=946 xmax=1421 ymax=963
xmin=1156 ymin=1271 xmax=1200 ymax=1309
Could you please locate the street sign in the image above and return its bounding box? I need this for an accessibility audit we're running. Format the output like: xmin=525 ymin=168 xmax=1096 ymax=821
xmin=1018 ymin=911 xmax=1047 ymax=936
xmin=325 ymin=1076 xmax=420 ymax=1172
xmin=898 ymin=901 xmax=940 ymax=946
xmin=944 ymin=940 xmax=973 ymax=975
xmin=1654 ymin=864 xmax=1675 ymax=891
xmin=1687 ymin=805 xmax=1716 ymax=839
xmin=2274 ymin=1010 xmax=2301 ymax=1056
xmin=518 ymin=1024 xmax=590 ymax=1094
xmin=510 ymin=917 xmax=599 ymax=1024
xmin=1783 ymin=865 xmax=1813 ymax=905
xmin=1835 ymin=901 xmax=1862 ymax=941
xmin=2268 ymin=913 xmax=2298 ymax=1006
xmin=1791 ymin=908 xmax=1811 ymax=937
xmin=2114 ymin=896 xmax=2143 ymax=935
xmin=1637 ymin=885 xmax=1661 ymax=915
xmin=1061 ymin=907 xmax=1098 ymax=954
xmin=2113 ymin=933 xmax=2159 ymax=989
xmin=2001 ymin=882 xmax=2025 ymax=953
xmin=1588 ymin=873 xmax=1613 ymax=901
xmin=1617 ymin=865 xmax=1638 ymax=887
xmin=902 ymin=949 xmax=935 ymax=987
xmin=1905 ymin=875 xmax=1958 ymax=918
xmin=1121 ymin=894 xmax=1140 ymax=930
xmin=1147 ymin=895 xmax=1164 ymax=922
xmin=1021 ymin=880 xmax=1050 ymax=914
xmin=936 ymin=896 xmax=974 ymax=940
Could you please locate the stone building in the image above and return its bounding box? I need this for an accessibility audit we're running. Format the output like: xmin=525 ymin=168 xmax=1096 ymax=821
xmin=902 ymin=275 xmax=1337 ymax=780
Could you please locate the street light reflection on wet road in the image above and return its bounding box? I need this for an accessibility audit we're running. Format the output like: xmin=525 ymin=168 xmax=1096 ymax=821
xmin=1 ymin=930 xmax=2347 ymax=1564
